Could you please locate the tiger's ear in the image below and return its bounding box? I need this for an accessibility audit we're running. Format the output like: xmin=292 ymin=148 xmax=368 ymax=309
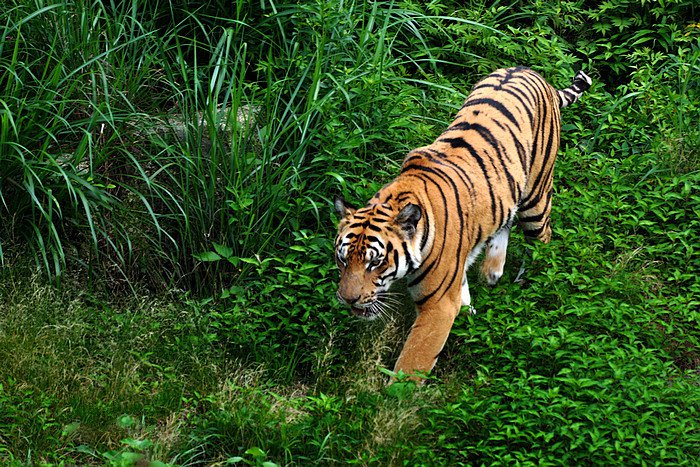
xmin=395 ymin=203 xmax=421 ymax=237
xmin=334 ymin=197 xmax=356 ymax=217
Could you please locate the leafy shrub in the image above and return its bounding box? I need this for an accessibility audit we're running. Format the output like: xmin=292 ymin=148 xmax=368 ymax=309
xmin=194 ymin=230 xmax=360 ymax=384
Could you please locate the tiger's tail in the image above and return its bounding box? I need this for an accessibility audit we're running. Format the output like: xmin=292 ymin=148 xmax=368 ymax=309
xmin=558 ymin=70 xmax=592 ymax=108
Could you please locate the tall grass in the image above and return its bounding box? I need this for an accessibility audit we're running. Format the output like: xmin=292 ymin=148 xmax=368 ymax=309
xmin=0 ymin=0 xmax=494 ymax=291
xmin=0 ymin=0 xmax=167 ymax=285
xmin=143 ymin=0 xmax=498 ymax=291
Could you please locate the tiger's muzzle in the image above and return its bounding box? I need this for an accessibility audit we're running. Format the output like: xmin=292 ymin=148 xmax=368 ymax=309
xmin=336 ymin=290 xmax=379 ymax=320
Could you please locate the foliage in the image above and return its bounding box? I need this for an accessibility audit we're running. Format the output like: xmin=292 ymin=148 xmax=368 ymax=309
xmin=398 ymin=0 xmax=699 ymax=86
xmin=0 ymin=0 xmax=476 ymax=290
xmin=194 ymin=230 xmax=359 ymax=384
xmin=1 ymin=0 xmax=699 ymax=464
xmin=0 ymin=0 xmax=156 ymax=282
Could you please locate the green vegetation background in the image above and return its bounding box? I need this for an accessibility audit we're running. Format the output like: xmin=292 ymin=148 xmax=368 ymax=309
xmin=1 ymin=0 xmax=699 ymax=464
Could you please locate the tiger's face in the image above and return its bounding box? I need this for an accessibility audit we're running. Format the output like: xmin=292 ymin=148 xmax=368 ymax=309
xmin=334 ymin=198 xmax=422 ymax=320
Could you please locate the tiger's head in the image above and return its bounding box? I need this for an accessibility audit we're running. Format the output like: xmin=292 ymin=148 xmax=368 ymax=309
xmin=334 ymin=197 xmax=423 ymax=319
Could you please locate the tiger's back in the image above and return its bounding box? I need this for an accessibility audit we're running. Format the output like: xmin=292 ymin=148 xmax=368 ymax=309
xmin=410 ymin=67 xmax=565 ymax=243
xmin=334 ymin=67 xmax=592 ymax=380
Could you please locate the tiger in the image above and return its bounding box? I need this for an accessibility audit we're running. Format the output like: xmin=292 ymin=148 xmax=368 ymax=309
xmin=333 ymin=66 xmax=592 ymax=380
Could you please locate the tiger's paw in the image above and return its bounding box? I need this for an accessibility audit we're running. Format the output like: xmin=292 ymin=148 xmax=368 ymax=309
xmin=484 ymin=270 xmax=503 ymax=286
xmin=480 ymin=258 xmax=505 ymax=286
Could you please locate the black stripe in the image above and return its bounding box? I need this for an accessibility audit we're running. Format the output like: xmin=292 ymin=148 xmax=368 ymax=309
xmin=401 ymin=241 xmax=416 ymax=273
xmin=522 ymin=224 xmax=545 ymax=238
xmin=401 ymin=164 xmax=466 ymax=303
xmin=509 ymin=75 xmax=538 ymax=108
xmin=374 ymin=208 xmax=390 ymax=217
xmin=366 ymin=236 xmax=384 ymax=248
xmin=469 ymin=84 xmax=535 ymax=126
xmin=389 ymin=249 xmax=400 ymax=276
xmin=403 ymin=154 xmax=423 ymax=165
xmin=416 ymin=180 xmax=431 ymax=252
xmin=462 ymin=97 xmax=521 ymax=131
xmin=445 ymin=122 xmax=514 ymax=165
xmin=438 ymin=137 xmax=497 ymax=225
xmin=528 ymin=75 xmax=548 ymax=173
xmin=402 ymin=170 xmax=459 ymax=298
xmin=424 ymin=147 xmax=476 ymax=193
xmin=519 ymin=190 xmax=541 ymax=213
xmin=394 ymin=190 xmax=413 ymax=204
xmin=409 ymin=259 xmax=436 ymax=290
xmin=475 ymin=225 xmax=483 ymax=245
xmin=520 ymin=162 xmax=554 ymax=214
xmin=518 ymin=211 xmax=545 ymax=224
xmin=401 ymin=169 xmax=453 ymax=273
xmin=496 ymin=197 xmax=505 ymax=229
xmin=503 ymin=82 xmax=535 ymax=124
xmin=527 ymin=115 xmax=557 ymax=199
xmin=467 ymin=123 xmax=518 ymax=203
xmin=492 ymin=118 xmax=528 ymax=182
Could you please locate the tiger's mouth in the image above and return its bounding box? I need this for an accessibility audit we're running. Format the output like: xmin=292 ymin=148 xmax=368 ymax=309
xmin=350 ymin=304 xmax=379 ymax=320
xmin=336 ymin=291 xmax=381 ymax=320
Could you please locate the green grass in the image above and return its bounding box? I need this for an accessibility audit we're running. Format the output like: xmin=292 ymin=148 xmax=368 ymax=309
xmin=1 ymin=0 xmax=700 ymax=464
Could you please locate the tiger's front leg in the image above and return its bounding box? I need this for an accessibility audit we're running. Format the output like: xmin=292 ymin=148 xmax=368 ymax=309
xmin=392 ymin=295 xmax=461 ymax=381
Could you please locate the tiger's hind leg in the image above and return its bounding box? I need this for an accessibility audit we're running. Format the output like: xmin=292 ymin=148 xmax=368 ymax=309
xmin=480 ymin=227 xmax=511 ymax=286
xmin=516 ymin=193 xmax=553 ymax=283
xmin=518 ymin=189 xmax=553 ymax=244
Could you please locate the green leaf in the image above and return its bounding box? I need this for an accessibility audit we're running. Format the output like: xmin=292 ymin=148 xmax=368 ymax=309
xmin=117 ymin=415 xmax=136 ymax=429
xmin=245 ymin=447 xmax=266 ymax=459
xmin=61 ymin=422 xmax=80 ymax=437
xmin=114 ymin=452 xmax=143 ymax=464
xmin=385 ymin=381 xmax=417 ymax=400
xmin=193 ymin=251 xmax=222 ymax=262
xmin=121 ymin=438 xmax=153 ymax=451
xmin=213 ymin=243 xmax=234 ymax=259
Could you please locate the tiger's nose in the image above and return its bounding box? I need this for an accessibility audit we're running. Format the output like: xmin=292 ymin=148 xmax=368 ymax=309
xmin=337 ymin=291 xmax=360 ymax=306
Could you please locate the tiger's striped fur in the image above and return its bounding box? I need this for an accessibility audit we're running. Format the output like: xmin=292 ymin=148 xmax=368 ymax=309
xmin=334 ymin=67 xmax=591 ymax=379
